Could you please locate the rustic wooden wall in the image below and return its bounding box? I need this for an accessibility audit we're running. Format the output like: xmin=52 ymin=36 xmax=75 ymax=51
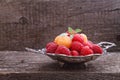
xmin=0 ymin=0 xmax=120 ymax=51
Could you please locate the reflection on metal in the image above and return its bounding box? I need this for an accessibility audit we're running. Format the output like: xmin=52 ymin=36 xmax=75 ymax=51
xmin=97 ymin=42 xmax=116 ymax=54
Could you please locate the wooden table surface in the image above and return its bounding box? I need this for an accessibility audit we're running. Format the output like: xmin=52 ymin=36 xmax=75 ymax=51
xmin=0 ymin=51 xmax=120 ymax=80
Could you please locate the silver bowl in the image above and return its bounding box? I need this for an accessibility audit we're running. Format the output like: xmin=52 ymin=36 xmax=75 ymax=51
xmin=25 ymin=42 xmax=116 ymax=64
xmin=46 ymin=53 xmax=101 ymax=63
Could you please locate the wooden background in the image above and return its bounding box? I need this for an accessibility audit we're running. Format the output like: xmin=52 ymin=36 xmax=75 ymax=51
xmin=0 ymin=0 xmax=120 ymax=51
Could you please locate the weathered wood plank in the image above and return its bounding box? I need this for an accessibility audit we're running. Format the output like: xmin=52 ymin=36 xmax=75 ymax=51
xmin=0 ymin=51 xmax=120 ymax=80
xmin=0 ymin=0 xmax=120 ymax=50
xmin=0 ymin=51 xmax=120 ymax=73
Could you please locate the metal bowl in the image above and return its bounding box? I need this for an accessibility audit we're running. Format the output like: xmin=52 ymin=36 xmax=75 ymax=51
xmin=46 ymin=53 xmax=101 ymax=63
xmin=25 ymin=42 xmax=116 ymax=64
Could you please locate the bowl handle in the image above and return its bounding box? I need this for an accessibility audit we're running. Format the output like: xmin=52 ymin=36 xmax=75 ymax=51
xmin=97 ymin=41 xmax=116 ymax=54
xmin=25 ymin=47 xmax=46 ymax=55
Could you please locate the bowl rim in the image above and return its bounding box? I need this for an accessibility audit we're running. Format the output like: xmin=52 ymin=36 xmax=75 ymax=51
xmin=46 ymin=53 xmax=102 ymax=58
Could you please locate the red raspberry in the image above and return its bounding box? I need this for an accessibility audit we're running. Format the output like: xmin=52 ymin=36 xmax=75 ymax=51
xmin=55 ymin=45 xmax=71 ymax=55
xmin=70 ymin=41 xmax=83 ymax=52
xmin=83 ymin=41 xmax=93 ymax=49
xmin=92 ymin=44 xmax=103 ymax=54
xmin=71 ymin=50 xmax=79 ymax=56
xmin=72 ymin=34 xmax=84 ymax=43
xmin=46 ymin=42 xmax=58 ymax=53
xmin=80 ymin=46 xmax=93 ymax=56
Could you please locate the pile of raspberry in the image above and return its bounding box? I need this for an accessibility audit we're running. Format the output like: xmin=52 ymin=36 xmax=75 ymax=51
xmin=46 ymin=27 xmax=103 ymax=56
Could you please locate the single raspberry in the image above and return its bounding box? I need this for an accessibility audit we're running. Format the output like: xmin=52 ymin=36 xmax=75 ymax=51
xmin=46 ymin=42 xmax=58 ymax=53
xmin=70 ymin=41 xmax=83 ymax=52
xmin=55 ymin=45 xmax=71 ymax=55
xmin=80 ymin=46 xmax=93 ymax=56
xmin=72 ymin=34 xmax=84 ymax=43
xmin=92 ymin=44 xmax=103 ymax=54
xmin=71 ymin=50 xmax=79 ymax=56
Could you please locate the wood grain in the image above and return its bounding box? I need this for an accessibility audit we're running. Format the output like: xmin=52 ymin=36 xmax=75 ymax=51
xmin=0 ymin=51 xmax=120 ymax=80
xmin=0 ymin=0 xmax=119 ymax=50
